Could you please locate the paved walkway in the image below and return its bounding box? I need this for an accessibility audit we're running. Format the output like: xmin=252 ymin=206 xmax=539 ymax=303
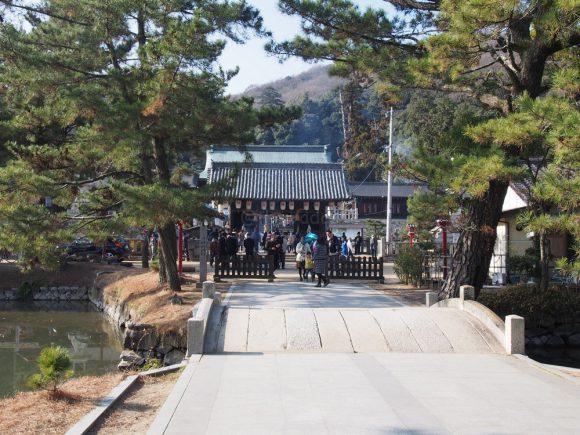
xmin=150 ymin=280 xmax=580 ymax=434
xmin=152 ymin=353 xmax=580 ymax=434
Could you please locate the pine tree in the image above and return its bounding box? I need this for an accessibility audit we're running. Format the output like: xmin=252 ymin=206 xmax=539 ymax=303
xmin=0 ymin=0 xmax=273 ymax=290
xmin=270 ymin=0 xmax=579 ymax=296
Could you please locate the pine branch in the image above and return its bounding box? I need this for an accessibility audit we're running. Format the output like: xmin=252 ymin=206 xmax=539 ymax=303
xmin=0 ymin=1 xmax=92 ymax=26
xmin=385 ymin=0 xmax=441 ymax=11
xmin=59 ymin=171 xmax=144 ymax=187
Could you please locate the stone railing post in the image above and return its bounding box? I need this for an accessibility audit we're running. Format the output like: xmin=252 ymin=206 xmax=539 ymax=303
xmin=202 ymin=281 xmax=215 ymax=299
xmin=505 ymin=315 xmax=525 ymax=354
xmin=460 ymin=285 xmax=475 ymax=301
xmin=426 ymin=292 xmax=438 ymax=307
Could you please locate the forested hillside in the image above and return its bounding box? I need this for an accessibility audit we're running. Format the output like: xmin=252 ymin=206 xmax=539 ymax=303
xmin=238 ymin=65 xmax=345 ymax=104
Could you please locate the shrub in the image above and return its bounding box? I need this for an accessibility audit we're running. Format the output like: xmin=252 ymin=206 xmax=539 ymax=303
xmin=17 ymin=281 xmax=36 ymax=299
xmin=394 ymin=245 xmax=424 ymax=286
xmin=508 ymin=253 xmax=539 ymax=279
xmin=27 ymin=346 xmax=74 ymax=396
xmin=142 ymin=358 xmax=163 ymax=371
xmin=478 ymin=284 xmax=580 ymax=326
xmin=150 ymin=259 xmax=160 ymax=272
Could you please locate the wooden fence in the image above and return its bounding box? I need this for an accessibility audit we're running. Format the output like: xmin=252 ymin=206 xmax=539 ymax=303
xmin=214 ymin=255 xmax=275 ymax=282
xmin=327 ymin=255 xmax=384 ymax=283
xmin=214 ymin=254 xmax=384 ymax=283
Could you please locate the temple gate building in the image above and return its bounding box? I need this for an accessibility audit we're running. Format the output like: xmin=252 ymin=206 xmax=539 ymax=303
xmin=203 ymin=145 xmax=350 ymax=235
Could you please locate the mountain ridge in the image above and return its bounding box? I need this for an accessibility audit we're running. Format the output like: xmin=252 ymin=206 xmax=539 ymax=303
xmin=237 ymin=64 xmax=346 ymax=105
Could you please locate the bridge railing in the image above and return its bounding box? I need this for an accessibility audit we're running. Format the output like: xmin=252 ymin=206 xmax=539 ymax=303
xmin=214 ymin=255 xmax=275 ymax=282
xmin=327 ymin=255 xmax=384 ymax=283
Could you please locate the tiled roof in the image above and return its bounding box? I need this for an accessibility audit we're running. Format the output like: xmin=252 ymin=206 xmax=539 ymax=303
xmin=209 ymin=162 xmax=350 ymax=201
xmin=201 ymin=144 xmax=334 ymax=178
xmin=348 ymin=182 xmax=426 ymax=198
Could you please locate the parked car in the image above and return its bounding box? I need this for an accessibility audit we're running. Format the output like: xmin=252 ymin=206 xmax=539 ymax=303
xmin=60 ymin=236 xmax=130 ymax=260
xmin=104 ymin=237 xmax=131 ymax=259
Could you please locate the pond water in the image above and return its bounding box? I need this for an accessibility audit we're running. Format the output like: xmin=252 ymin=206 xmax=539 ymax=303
xmin=0 ymin=301 xmax=123 ymax=398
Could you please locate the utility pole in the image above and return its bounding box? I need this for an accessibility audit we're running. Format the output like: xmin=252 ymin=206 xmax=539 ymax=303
xmin=385 ymin=107 xmax=393 ymax=256
xmin=339 ymin=88 xmax=349 ymax=158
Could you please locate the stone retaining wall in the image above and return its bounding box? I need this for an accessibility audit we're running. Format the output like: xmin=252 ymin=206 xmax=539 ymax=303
xmin=88 ymin=286 xmax=187 ymax=368
xmin=0 ymin=286 xmax=90 ymax=301
xmin=526 ymin=323 xmax=580 ymax=349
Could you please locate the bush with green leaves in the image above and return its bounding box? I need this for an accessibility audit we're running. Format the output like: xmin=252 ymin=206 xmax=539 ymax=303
xmin=478 ymin=284 xmax=580 ymax=327
xmin=393 ymin=245 xmax=424 ymax=286
xmin=27 ymin=346 xmax=74 ymax=396
xmin=142 ymin=358 xmax=163 ymax=371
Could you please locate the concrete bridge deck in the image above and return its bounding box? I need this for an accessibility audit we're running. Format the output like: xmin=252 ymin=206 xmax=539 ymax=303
xmin=205 ymin=282 xmax=502 ymax=354
xmin=149 ymin=280 xmax=580 ymax=434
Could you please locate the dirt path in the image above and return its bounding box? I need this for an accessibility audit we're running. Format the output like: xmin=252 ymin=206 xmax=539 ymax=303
xmin=369 ymin=280 xmax=432 ymax=306
xmin=87 ymin=371 xmax=181 ymax=434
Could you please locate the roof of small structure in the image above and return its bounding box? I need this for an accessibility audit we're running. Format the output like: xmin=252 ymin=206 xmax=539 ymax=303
xmin=201 ymin=144 xmax=333 ymax=178
xmin=209 ymin=162 xmax=350 ymax=201
xmin=348 ymin=182 xmax=425 ymax=198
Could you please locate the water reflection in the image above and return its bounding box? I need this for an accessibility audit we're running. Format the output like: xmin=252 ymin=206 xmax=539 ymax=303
xmin=0 ymin=301 xmax=123 ymax=398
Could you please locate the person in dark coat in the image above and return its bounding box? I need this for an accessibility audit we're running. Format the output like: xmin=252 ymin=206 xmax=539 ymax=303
xmin=209 ymin=237 xmax=218 ymax=266
xmin=225 ymin=231 xmax=238 ymax=258
xmin=312 ymin=234 xmax=329 ymax=287
xmin=265 ymin=233 xmax=280 ymax=271
xmin=217 ymin=232 xmax=227 ymax=269
xmin=243 ymin=233 xmax=255 ymax=258
xmin=275 ymin=231 xmax=285 ymax=269
xmin=218 ymin=232 xmax=227 ymax=256
xmin=354 ymin=232 xmax=362 ymax=255
xmin=370 ymin=235 xmax=377 ymax=258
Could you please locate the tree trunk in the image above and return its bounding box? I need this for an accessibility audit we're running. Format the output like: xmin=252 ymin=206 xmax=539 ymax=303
xmin=151 ymin=136 xmax=181 ymax=291
xmin=141 ymin=229 xmax=151 ymax=269
xmin=441 ymin=180 xmax=509 ymax=299
xmin=539 ymin=233 xmax=550 ymax=291
xmin=158 ymin=248 xmax=167 ymax=284
xmin=158 ymin=221 xmax=181 ymax=291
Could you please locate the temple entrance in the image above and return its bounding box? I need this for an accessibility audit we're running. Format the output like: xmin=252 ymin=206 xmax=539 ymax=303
xmin=229 ymin=206 xmax=327 ymax=236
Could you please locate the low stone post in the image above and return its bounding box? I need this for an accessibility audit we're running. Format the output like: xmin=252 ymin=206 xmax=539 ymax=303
xmin=505 ymin=315 xmax=525 ymax=354
xmin=460 ymin=285 xmax=475 ymax=301
xmin=426 ymin=292 xmax=438 ymax=307
xmin=187 ymin=317 xmax=204 ymax=356
xmin=202 ymin=281 xmax=215 ymax=299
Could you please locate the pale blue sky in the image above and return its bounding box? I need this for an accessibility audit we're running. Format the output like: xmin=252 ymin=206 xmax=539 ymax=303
xmin=222 ymin=0 xmax=394 ymax=95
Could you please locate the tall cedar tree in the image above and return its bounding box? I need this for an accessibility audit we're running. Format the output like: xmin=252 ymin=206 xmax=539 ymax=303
xmin=0 ymin=0 xmax=296 ymax=290
xmin=270 ymin=0 xmax=579 ymax=297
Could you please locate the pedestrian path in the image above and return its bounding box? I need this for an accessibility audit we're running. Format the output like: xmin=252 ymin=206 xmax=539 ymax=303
xmin=154 ymin=353 xmax=580 ymax=435
xmin=149 ymin=280 xmax=580 ymax=435
xmin=204 ymin=281 xmax=503 ymax=354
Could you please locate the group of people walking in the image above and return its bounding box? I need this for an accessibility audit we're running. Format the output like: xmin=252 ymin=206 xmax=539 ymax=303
xmin=208 ymin=226 xmax=379 ymax=287
xmin=294 ymin=229 xmax=340 ymax=287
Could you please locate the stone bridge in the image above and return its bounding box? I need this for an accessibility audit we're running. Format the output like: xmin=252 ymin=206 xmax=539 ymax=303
xmin=203 ymin=282 xmax=504 ymax=354
xmin=148 ymin=280 xmax=580 ymax=435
